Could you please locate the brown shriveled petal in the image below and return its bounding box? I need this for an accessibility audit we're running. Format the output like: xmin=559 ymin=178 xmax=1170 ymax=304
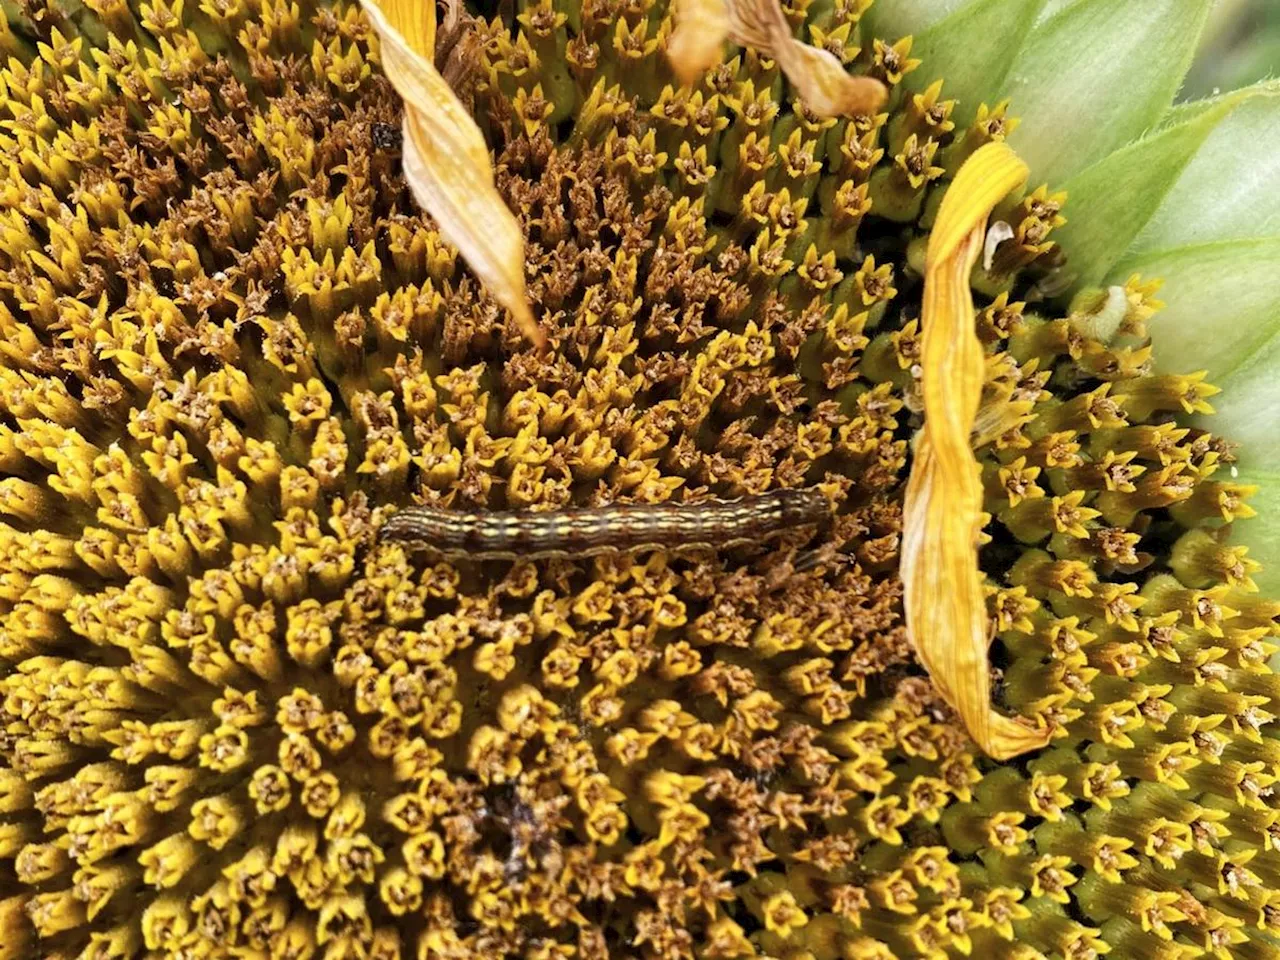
xmin=902 ymin=142 xmax=1054 ymax=760
xmin=360 ymin=0 xmax=545 ymax=349
xmin=668 ymin=0 xmax=887 ymax=117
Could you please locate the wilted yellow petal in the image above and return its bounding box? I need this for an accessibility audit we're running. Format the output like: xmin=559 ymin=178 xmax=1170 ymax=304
xmin=666 ymin=0 xmax=732 ymax=86
xmin=668 ymin=0 xmax=886 ymax=118
xmin=360 ymin=0 xmax=544 ymax=350
xmin=902 ymin=142 xmax=1053 ymax=760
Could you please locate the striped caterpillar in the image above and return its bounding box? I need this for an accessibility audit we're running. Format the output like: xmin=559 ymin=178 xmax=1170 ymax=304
xmin=378 ymin=488 xmax=832 ymax=561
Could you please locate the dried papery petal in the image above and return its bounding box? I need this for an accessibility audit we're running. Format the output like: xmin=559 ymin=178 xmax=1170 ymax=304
xmin=902 ymin=142 xmax=1053 ymax=760
xmin=360 ymin=0 xmax=544 ymax=349
xmin=772 ymin=36 xmax=888 ymax=118
xmin=668 ymin=0 xmax=887 ymax=117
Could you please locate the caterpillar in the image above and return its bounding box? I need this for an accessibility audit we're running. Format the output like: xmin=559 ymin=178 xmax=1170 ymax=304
xmin=378 ymin=488 xmax=832 ymax=561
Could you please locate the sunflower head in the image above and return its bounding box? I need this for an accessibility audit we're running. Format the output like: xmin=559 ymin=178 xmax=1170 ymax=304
xmin=0 ymin=1 xmax=1278 ymax=959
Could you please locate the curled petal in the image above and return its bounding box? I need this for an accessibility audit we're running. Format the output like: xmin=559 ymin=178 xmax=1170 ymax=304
xmin=903 ymin=142 xmax=1053 ymax=760
xmin=361 ymin=0 xmax=543 ymax=349
xmin=666 ymin=0 xmax=733 ymax=86
xmin=771 ymin=37 xmax=887 ymax=119
xmin=668 ymin=0 xmax=887 ymax=117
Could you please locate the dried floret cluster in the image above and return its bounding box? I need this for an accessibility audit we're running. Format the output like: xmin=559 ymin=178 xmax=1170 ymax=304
xmin=0 ymin=1 xmax=1277 ymax=959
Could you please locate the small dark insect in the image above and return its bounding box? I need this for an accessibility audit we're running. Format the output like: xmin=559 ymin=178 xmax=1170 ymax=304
xmin=379 ymin=488 xmax=832 ymax=561
xmin=371 ymin=121 xmax=403 ymax=152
